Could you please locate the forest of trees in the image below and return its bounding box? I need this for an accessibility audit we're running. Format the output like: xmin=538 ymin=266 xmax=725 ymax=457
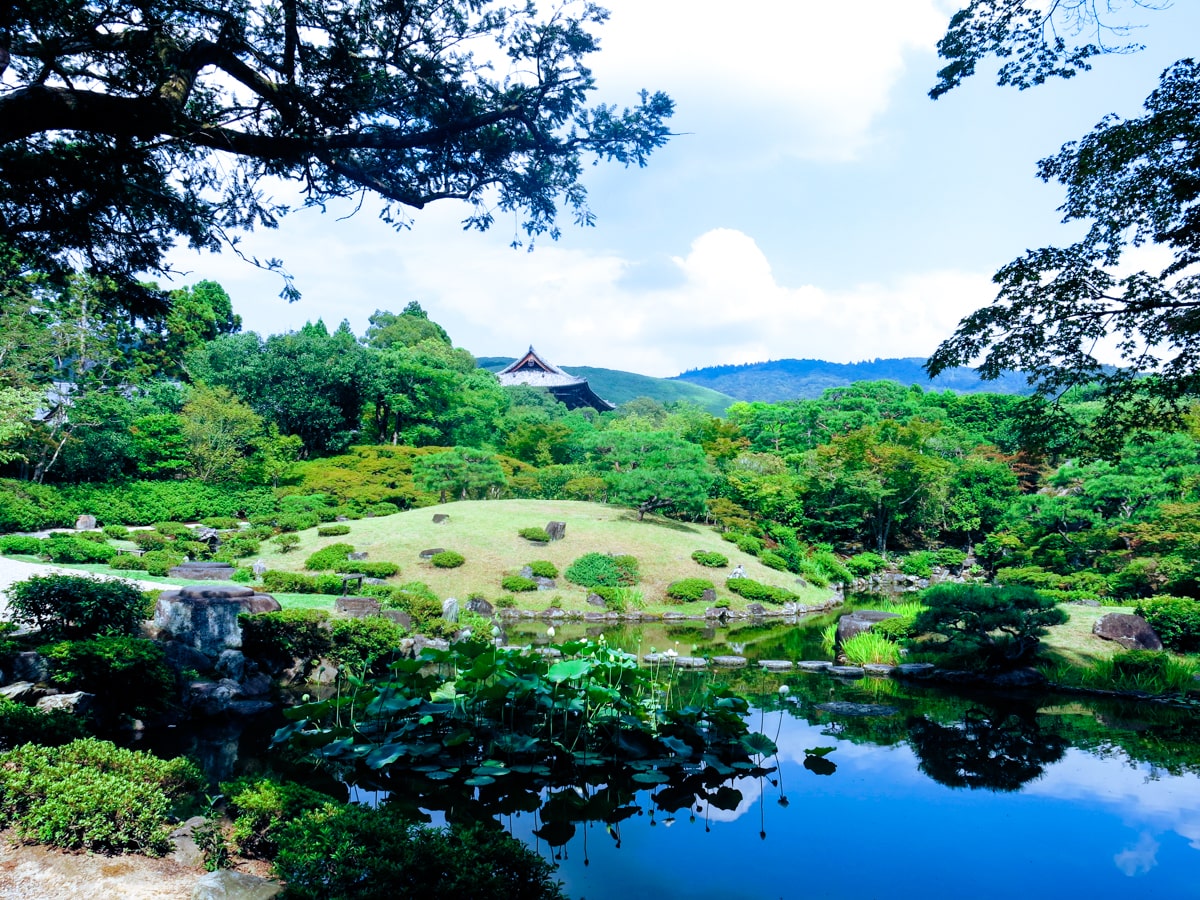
xmin=2 ymin=283 xmax=1198 ymax=605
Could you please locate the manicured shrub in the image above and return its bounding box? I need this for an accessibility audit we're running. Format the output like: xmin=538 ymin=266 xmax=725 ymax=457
xmin=276 ymin=512 xmax=320 ymax=533
xmin=261 ymin=570 xmax=345 ymax=594
xmin=109 ymin=553 xmax=149 ymax=571
xmin=494 ymin=594 xmax=517 ymax=609
xmin=42 ymin=536 xmax=116 ymax=564
xmin=733 ymin=534 xmax=763 ymax=555
xmin=519 ymin=527 xmax=551 ymax=543
xmin=74 ymin=530 xmax=111 ymax=544
xmin=230 ymin=566 xmax=255 ymax=583
xmin=0 ymin=535 xmax=45 ymax=556
xmin=934 ymin=547 xmax=968 ymax=569
xmin=272 ymin=533 xmax=302 ymax=553
xmin=5 ymin=574 xmax=148 ymax=639
xmin=724 ymin=577 xmax=798 ymax=604
xmin=240 ymin=608 xmax=333 ymax=667
xmin=382 ymin=582 xmax=443 ymax=629
xmin=501 ymin=575 xmax=538 ymax=593
xmin=222 ymin=776 xmax=336 ymax=859
xmin=102 ymin=525 xmax=130 ymax=539
xmin=1136 ymin=597 xmax=1200 ymax=653
xmin=342 ymin=561 xmax=400 ymax=578
xmin=527 ymin=560 xmax=558 ymax=578
xmin=899 ymin=551 xmax=937 ymax=578
xmin=246 ymin=524 xmax=276 ymax=541
xmin=317 ymin=524 xmax=351 ymax=537
xmin=430 ymin=550 xmax=465 ymax=569
xmin=666 ymin=578 xmax=714 ymax=603
xmin=305 ymin=543 xmax=356 ymax=571
xmin=329 ymin=617 xmax=408 ymax=670
xmin=564 ymin=552 xmax=639 ymax=589
xmin=131 ymin=530 xmax=172 ymax=551
xmin=40 ymin=636 xmax=174 ymax=718
xmin=914 ymin=583 xmax=1067 ymax=666
xmin=217 ymin=534 xmax=260 ymax=559
xmin=273 ymin=804 xmax=567 ymax=900
xmin=691 ymin=550 xmax=728 ymax=568
xmin=368 ymin=502 xmax=401 ymax=517
xmin=141 ymin=550 xmax=184 ymax=576
xmin=0 ymin=738 xmax=202 ymax=855
xmin=846 ymin=551 xmax=887 ymax=577
xmin=0 ymin=696 xmax=88 ymax=750
xmin=153 ymin=521 xmax=192 ymax=538
xmin=177 ymin=539 xmax=212 ymax=560
xmin=759 ymin=550 xmax=788 ymax=571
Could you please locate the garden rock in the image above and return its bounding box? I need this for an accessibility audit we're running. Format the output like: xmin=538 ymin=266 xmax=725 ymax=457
xmin=895 ymin=662 xmax=935 ymax=677
xmin=432 ymin=514 xmax=450 ymax=523
xmin=545 ymin=521 xmax=566 ymax=541
xmin=466 ymin=596 xmax=494 ymax=617
xmin=382 ymin=610 xmax=413 ymax=629
xmin=745 ymin=603 xmax=767 ymax=616
xmin=239 ymin=672 xmax=272 ymax=697
xmin=168 ymin=561 xmax=236 ymax=580
xmin=816 ymin=701 xmax=897 ymax=717
xmin=0 ymin=681 xmax=37 ymax=702
xmin=535 ymin=577 xmax=556 ymax=590
xmin=168 ymin=816 xmax=207 ymax=868
xmin=419 ymin=548 xmax=444 ymax=559
xmin=759 ymin=660 xmax=793 ymax=671
xmin=335 ymin=596 xmax=382 ymax=617
xmin=154 ymin=585 xmax=281 ymax=657
xmin=863 ymin=663 xmax=895 ymax=677
xmin=836 ymin=610 xmax=900 ymax=645
xmin=442 ymin=597 xmax=460 ymax=623
xmin=1092 ymin=613 xmax=1163 ymax=651
xmin=74 ymin=514 xmax=97 ymax=530
xmin=162 ymin=640 xmax=216 ymax=676
xmin=991 ymin=667 xmax=1045 ymax=688
xmin=701 ymin=588 xmax=717 ymax=604
xmin=187 ymin=680 xmax=239 ymax=716
xmin=586 ymin=593 xmax=607 ymax=607
xmin=711 ymin=655 xmax=747 ymax=667
xmin=215 ymin=650 xmax=246 ymax=682
xmin=11 ymin=651 xmax=48 ymax=683
xmin=348 ymin=551 xmax=369 ymax=561
xmin=36 ymin=691 xmax=94 ymax=715
xmin=191 ymin=869 xmax=284 ymax=900
xmin=829 ymin=665 xmax=865 ymax=678
xmin=797 ymin=660 xmax=832 ymax=672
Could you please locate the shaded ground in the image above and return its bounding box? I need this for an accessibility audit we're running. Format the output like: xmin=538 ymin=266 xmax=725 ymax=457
xmin=0 ymin=837 xmax=201 ymax=900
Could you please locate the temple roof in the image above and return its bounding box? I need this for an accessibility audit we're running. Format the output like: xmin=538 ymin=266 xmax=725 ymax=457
xmin=495 ymin=346 xmax=615 ymax=411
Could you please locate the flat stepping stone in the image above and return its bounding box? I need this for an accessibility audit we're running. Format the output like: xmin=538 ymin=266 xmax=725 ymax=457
xmin=674 ymin=656 xmax=707 ymax=669
xmin=863 ymin=663 xmax=896 ymax=677
xmin=895 ymin=663 xmax=935 ymax=677
xmin=816 ymin=701 xmax=898 ymax=717
xmin=829 ymin=666 xmax=865 ymax=678
xmin=710 ymin=655 xmax=748 ymax=667
xmin=759 ymin=660 xmax=793 ymax=672
xmin=797 ymin=660 xmax=833 ymax=672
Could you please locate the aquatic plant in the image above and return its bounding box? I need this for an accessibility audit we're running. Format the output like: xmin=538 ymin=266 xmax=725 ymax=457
xmin=840 ymin=631 xmax=901 ymax=666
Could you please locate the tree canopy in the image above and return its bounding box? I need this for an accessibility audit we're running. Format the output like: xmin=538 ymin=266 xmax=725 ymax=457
xmin=0 ymin=0 xmax=673 ymax=312
xmin=926 ymin=1 xmax=1200 ymax=445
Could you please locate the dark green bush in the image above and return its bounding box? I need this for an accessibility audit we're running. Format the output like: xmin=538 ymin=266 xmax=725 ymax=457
xmin=915 ymin=583 xmax=1067 ymax=666
xmin=40 ymin=636 xmax=174 ymax=719
xmin=666 ymin=578 xmax=715 ymax=602
xmin=177 ymin=539 xmax=213 ymax=560
xmin=6 ymin=574 xmax=148 ymax=639
xmin=261 ymin=570 xmax=349 ymax=594
xmin=846 ymin=551 xmax=887 ymax=577
xmin=343 ymin=561 xmax=400 ymax=578
xmin=0 ymin=535 xmax=45 ymax=556
xmin=430 ymin=550 xmax=465 ymax=568
xmin=74 ymin=531 xmax=111 ymax=544
xmin=733 ymin=534 xmax=763 ymax=556
xmin=1136 ymin=597 xmax=1200 ymax=653
xmin=564 ymin=552 xmax=639 ymax=589
xmin=240 ymin=609 xmax=333 ymax=667
xmin=501 ymin=575 xmax=538 ymax=593
xmin=222 ymin=776 xmax=335 ymax=859
xmin=217 ymin=534 xmax=260 ymax=559
xmin=108 ymin=553 xmax=149 ymax=571
xmin=0 ymin=696 xmax=88 ymax=750
xmin=899 ymin=551 xmax=937 ymax=578
xmin=102 ymin=525 xmax=130 ymax=539
xmin=317 ymin=524 xmax=352 ymax=537
xmin=368 ymin=502 xmax=401 ymax=517
xmin=153 ymin=521 xmax=192 ymax=538
xmin=934 ymin=548 xmax=968 ymax=569
xmin=230 ymin=566 xmax=255 ymax=583
xmin=519 ymin=527 xmax=551 ymax=543
xmin=0 ymin=738 xmax=201 ymax=855
xmin=329 ymin=617 xmax=408 ymax=671
xmin=383 ymin=582 xmax=443 ymax=629
xmin=273 ymin=804 xmax=567 ymax=900
xmin=305 ymin=543 xmax=356 ymax=571
xmin=141 ymin=550 xmax=185 ymax=576
xmin=277 ymin=512 xmax=321 ymax=533
xmin=201 ymin=516 xmax=239 ymax=530
xmin=131 ymin=530 xmax=172 ymax=551
xmin=42 ymin=536 xmax=116 ymax=564
xmin=272 ymin=533 xmax=302 ymax=553
xmin=759 ymin=550 xmax=788 ymax=571
xmin=527 ymin=560 xmax=558 ymax=578
xmin=691 ymin=550 xmax=728 ymax=568
xmin=725 ymin=577 xmax=798 ymax=604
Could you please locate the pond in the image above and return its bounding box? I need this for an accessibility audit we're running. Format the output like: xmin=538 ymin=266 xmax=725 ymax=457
xmin=148 ymin=613 xmax=1200 ymax=900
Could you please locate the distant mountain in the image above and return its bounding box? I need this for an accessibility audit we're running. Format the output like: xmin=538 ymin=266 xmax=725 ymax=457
xmin=477 ymin=358 xmax=738 ymax=416
xmin=672 ymin=357 xmax=1034 ymax=403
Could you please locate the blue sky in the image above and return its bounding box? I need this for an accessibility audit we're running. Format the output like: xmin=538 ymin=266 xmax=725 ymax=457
xmin=167 ymin=1 xmax=1200 ymax=377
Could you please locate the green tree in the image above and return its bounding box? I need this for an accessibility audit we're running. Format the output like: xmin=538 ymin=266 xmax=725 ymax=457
xmin=182 ymin=385 xmax=265 ymax=483
xmin=927 ymin=2 xmax=1200 ymax=443
xmin=0 ymin=386 xmax=40 ymax=466
xmin=585 ymin=431 xmax=714 ymax=520
xmin=1 ymin=1 xmax=672 ymax=311
xmin=913 ymin=583 xmax=1068 ymax=667
xmin=364 ymin=304 xmax=451 ymax=350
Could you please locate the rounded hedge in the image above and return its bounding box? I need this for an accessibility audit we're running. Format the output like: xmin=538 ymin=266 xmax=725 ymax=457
xmin=691 ymin=550 xmax=728 ymax=568
xmin=527 ymin=560 xmax=559 ymax=579
xmin=318 ymin=524 xmax=352 ymax=537
xmin=431 ymin=551 xmax=465 ymax=569
xmin=666 ymin=578 xmax=715 ymax=603
xmin=501 ymin=575 xmax=538 ymax=592
xmin=725 ymin=577 xmax=798 ymax=604
xmin=564 ymin=553 xmax=639 ymax=589
xmin=305 ymin=543 xmax=356 ymax=571
xmin=519 ymin=527 xmax=551 ymax=542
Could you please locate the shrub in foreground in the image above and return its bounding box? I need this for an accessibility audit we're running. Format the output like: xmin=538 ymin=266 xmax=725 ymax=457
xmin=0 ymin=738 xmax=201 ymax=855
xmin=6 ymin=574 xmax=148 ymax=639
xmin=0 ymin=696 xmax=88 ymax=750
xmin=274 ymin=804 xmax=567 ymax=900
xmin=222 ymin=776 xmax=336 ymax=859
xmin=0 ymin=535 xmax=45 ymax=556
xmin=1136 ymin=597 xmax=1200 ymax=653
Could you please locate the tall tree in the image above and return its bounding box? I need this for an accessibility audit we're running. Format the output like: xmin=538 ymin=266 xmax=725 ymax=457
xmin=926 ymin=2 xmax=1200 ymax=444
xmin=0 ymin=1 xmax=672 ymax=312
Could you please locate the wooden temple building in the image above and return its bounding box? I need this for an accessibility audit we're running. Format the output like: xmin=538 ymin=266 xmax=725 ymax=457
xmin=495 ymin=347 xmax=616 ymax=412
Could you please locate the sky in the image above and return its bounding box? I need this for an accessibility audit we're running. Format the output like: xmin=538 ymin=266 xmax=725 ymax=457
xmin=166 ymin=0 xmax=1200 ymax=378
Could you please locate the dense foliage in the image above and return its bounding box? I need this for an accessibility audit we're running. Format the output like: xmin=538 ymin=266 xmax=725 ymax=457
xmin=5 ymin=575 xmax=149 ymax=640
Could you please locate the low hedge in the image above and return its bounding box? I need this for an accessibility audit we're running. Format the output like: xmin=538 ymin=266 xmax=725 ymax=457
xmin=690 ymin=550 xmax=728 ymax=568
xmin=1136 ymin=597 xmax=1200 ymax=653
xmin=430 ymin=551 xmax=465 ymax=569
xmin=305 ymin=543 xmax=356 ymax=571
xmin=342 ymin=561 xmax=400 ymax=579
xmin=317 ymin=524 xmax=352 ymax=537
xmin=527 ymin=560 xmax=558 ymax=578
xmin=519 ymin=527 xmax=551 ymax=543
xmin=564 ymin=553 xmax=639 ymax=589
xmin=141 ymin=549 xmax=185 ymax=576
xmin=0 ymin=535 xmax=45 ymax=556
xmin=725 ymin=577 xmax=799 ymax=604
xmin=501 ymin=575 xmax=538 ymax=593
xmin=42 ymin=536 xmax=116 ymax=564
xmin=666 ymin=578 xmax=715 ymax=603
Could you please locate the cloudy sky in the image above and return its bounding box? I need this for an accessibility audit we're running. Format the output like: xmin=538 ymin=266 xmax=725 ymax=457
xmin=167 ymin=1 xmax=1200 ymax=377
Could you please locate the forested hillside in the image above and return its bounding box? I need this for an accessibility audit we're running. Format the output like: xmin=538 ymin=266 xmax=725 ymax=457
xmin=674 ymin=357 xmax=1034 ymax=402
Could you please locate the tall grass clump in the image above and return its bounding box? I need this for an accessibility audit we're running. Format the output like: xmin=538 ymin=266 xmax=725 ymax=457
xmin=840 ymin=631 xmax=901 ymax=666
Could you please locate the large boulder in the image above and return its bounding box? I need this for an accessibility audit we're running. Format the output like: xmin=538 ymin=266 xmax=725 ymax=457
xmin=168 ymin=561 xmax=237 ymax=580
xmin=191 ymin=870 xmax=283 ymax=900
xmin=35 ymin=691 xmax=95 ymax=716
xmin=1092 ymin=613 xmax=1163 ymax=651
xmin=836 ymin=610 xmax=900 ymax=645
xmin=154 ymin=584 xmax=281 ymax=657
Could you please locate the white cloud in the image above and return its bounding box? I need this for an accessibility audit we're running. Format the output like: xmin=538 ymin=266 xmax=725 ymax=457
xmin=592 ymin=0 xmax=950 ymax=161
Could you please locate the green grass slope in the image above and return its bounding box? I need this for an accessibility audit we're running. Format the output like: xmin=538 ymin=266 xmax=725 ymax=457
xmin=477 ymin=358 xmax=736 ymax=416
xmin=252 ymin=499 xmax=829 ymax=612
